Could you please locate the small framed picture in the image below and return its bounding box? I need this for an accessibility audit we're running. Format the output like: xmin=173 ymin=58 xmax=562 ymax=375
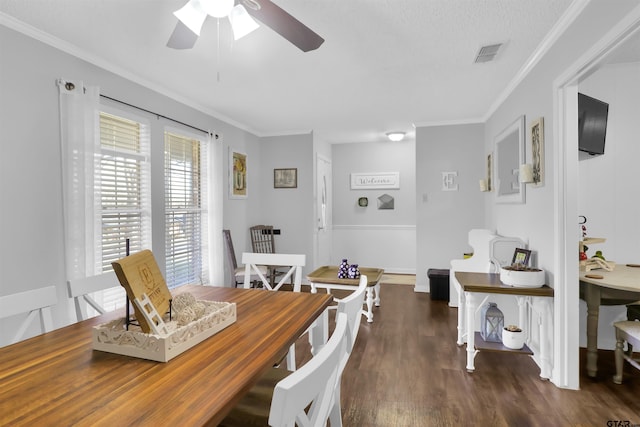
xmin=274 ymin=168 xmax=297 ymax=188
xmin=512 ymin=248 xmax=531 ymax=267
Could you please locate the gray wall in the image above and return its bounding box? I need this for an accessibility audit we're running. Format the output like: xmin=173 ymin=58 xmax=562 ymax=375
xmin=482 ymin=0 xmax=640 ymax=387
xmin=331 ymin=140 xmax=416 ymax=274
xmin=415 ymin=124 xmax=486 ymax=292
xmin=253 ymin=133 xmax=315 ymax=277
xmin=0 ymin=24 xmax=259 ymax=344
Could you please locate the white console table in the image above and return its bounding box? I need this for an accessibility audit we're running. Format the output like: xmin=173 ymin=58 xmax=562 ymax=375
xmin=455 ymin=271 xmax=554 ymax=379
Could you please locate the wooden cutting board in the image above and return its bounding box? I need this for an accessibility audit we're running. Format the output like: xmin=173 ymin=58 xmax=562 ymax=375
xmin=112 ymin=250 xmax=172 ymax=334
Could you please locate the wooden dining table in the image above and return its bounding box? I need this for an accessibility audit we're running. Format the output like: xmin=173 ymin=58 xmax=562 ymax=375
xmin=0 ymin=285 xmax=332 ymax=426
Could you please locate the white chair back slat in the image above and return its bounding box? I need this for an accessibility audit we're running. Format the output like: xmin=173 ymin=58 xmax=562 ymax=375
xmin=0 ymin=285 xmax=57 ymax=344
xmin=242 ymin=253 xmax=305 ymax=292
xmin=67 ymin=271 xmax=120 ymax=321
xmin=268 ymin=312 xmax=349 ymax=427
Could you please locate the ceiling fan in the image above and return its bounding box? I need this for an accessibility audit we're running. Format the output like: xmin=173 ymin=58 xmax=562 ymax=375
xmin=167 ymin=0 xmax=324 ymax=52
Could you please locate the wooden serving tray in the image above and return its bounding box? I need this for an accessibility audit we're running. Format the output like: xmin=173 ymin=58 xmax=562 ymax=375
xmin=93 ymin=300 xmax=236 ymax=362
xmin=307 ymin=265 xmax=384 ymax=286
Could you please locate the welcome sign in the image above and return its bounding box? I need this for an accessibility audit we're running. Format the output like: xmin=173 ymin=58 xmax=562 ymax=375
xmin=350 ymin=172 xmax=400 ymax=189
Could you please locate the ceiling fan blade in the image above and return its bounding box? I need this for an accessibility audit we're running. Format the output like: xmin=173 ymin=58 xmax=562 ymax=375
xmin=167 ymin=21 xmax=199 ymax=49
xmin=240 ymin=0 xmax=324 ymax=52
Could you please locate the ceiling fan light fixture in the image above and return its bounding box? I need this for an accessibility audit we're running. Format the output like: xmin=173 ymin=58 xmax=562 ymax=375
xmin=173 ymin=0 xmax=208 ymax=35
xmin=230 ymin=5 xmax=259 ymax=40
xmin=386 ymin=132 xmax=406 ymax=142
xmin=201 ymin=0 xmax=235 ymax=18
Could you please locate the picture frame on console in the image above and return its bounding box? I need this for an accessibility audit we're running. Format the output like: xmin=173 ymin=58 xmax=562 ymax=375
xmin=512 ymin=248 xmax=531 ymax=267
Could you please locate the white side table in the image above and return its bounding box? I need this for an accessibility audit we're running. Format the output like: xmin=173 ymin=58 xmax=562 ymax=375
xmin=455 ymin=271 xmax=555 ymax=379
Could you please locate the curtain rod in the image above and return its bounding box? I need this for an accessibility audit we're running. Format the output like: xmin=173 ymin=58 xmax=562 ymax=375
xmin=100 ymin=94 xmax=219 ymax=139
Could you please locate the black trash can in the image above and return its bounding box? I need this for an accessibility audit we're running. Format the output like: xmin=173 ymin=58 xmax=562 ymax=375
xmin=427 ymin=269 xmax=450 ymax=301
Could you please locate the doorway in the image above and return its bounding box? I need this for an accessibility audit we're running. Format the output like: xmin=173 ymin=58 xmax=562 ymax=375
xmin=554 ymin=7 xmax=640 ymax=389
xmin=314 ymin=154 xmax=332 ymax=269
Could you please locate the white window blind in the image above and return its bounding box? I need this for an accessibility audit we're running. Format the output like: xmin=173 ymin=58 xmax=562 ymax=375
xmin=164 ymin=131 xmax=209 ymax=288
xmin=93 ymin=111 xmax=151 ymax=312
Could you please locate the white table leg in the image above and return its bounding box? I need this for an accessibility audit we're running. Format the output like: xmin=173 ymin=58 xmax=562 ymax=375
xmin=365 ymin=287 xmax=374 ymax=323
xmin=374 ymin=283 xmax=381 ymax=307
xmin=539 ymin=297 xmax=552 ymax=380
xmin=465 ymin=292 xmax=480 ymax=372
xmin=309 ymin=282 xmax=317 ymax=294
xmin=456 ymin=282 xmax=466 ymax=346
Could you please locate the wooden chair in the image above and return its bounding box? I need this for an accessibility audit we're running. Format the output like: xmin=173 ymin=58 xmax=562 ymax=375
xmin=613 ymin=320 xmax=640 ymax=384
xmin=219 ymin=312 xmax=349 ymax=427
xmin=0 ymin=286 xmax=57 ymax=345
xmin=223 ymin=229 xmax=267 ymax=288
xmin=249 ymin=225 xmax=288 ymax=284
xmin=67 ymin=271 xmax=121 ymax=321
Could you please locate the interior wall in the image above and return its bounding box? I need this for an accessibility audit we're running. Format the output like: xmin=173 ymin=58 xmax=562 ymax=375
xmin=0 ymin=24 xmax=257 ymax=344
xmin=331 ymin=140 xmax=416 ymax=275
xmin=577 ymin=62 xmax=640 ymax=350
xmin=483 ymin=0 xmax=640 ymax=388
xmin=415 ymin=124 xmax=486 ymax=293
xmin=255 ymin=134 xmax=315 ymax=277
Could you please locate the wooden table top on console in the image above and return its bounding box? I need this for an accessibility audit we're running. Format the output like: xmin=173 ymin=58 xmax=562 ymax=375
xmin=307 ymin=265 xmax=384 ymax=287
xmin=0 ymin=285 xmax=332 ymax=427
xmin=455 ymin=271 xmax=554 ymax=297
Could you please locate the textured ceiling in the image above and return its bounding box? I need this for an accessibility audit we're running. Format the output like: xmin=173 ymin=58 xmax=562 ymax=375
xmin=0 ymin=0 xmax=579 ymax=143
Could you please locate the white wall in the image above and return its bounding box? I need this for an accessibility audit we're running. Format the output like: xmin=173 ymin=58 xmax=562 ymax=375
xmin=331 ymin=140 xmax=416 ymax=274
xmin=415 ymin=124 xmax=486 ymax=292
xmin=0 ymin=24 xmax=259 ymax=344
xmin=577 ymin=62 xmax=640 ymax=349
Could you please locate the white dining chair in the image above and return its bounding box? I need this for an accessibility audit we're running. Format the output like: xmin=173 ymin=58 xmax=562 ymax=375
xmin=328 ymin=274 xmax=367 ymax=427
xmin=219 ymin=312 xmax=349 ymax=427
xmin=243 ymin=252 xmax=306 ymax=371
xmin=0 ymin=285 xmax=57 ymax=345
xmin=613 ymin=320 xmax=640 ymax=384
xmin=67 ymin=271 xmax=121 ymax=321
xmin=242 ymin=252 xmax=305 ymax=292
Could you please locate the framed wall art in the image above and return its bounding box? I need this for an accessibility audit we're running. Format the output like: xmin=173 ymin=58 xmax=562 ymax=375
xmin=229 ymin=150 xmax=247 ymax=199
xmin=274 ymin=168 xmax=297 ymax=188
xmin=530 ymin=117 xmax=544 ymax=187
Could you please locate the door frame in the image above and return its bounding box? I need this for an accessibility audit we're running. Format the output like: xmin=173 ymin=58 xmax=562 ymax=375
xmin=553 ymin=5 xmax=640 ymax=389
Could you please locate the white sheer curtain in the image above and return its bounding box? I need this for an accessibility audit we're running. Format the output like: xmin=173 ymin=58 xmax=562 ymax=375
xmin=57 ymin=79 xmax=100 ymax=281
xmin=209 ymin=133 xmax=225 ymax=286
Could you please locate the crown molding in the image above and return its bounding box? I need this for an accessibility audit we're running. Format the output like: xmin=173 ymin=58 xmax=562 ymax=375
xmin=0 ymin=12 xmax=257 ymax=138
xmin=482 ymin=0 xmax=590 ymax=121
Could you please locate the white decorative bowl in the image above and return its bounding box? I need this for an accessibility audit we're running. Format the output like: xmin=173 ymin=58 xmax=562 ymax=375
xmin=502 ymin=329 xmax=526 ymax=350
xmin=500 ymin=267 xmax=545 ymax=288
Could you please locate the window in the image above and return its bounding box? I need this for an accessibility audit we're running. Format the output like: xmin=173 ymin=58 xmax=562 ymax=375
xmin=95 ymin=111 xmax=151 ymax=310
xmin=164 ymin=131 xmax=209 ymax=288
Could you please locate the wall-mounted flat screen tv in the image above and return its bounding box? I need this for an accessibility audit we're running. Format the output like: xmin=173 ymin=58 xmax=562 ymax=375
xmin=578 ymin=93 xmax=609 ymax=156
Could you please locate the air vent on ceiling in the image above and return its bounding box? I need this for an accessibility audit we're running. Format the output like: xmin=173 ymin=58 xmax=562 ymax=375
xmin=474 ymin=43 xmax=503 ymax=63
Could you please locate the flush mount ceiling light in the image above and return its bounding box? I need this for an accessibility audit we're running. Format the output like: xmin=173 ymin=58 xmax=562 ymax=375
xmin=386 ymin=132 xmax=406 ymax=142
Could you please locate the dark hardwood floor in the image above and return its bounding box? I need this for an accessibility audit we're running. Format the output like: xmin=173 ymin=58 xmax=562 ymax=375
xmin=294 ymin=283 xmax=640 ymax=426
